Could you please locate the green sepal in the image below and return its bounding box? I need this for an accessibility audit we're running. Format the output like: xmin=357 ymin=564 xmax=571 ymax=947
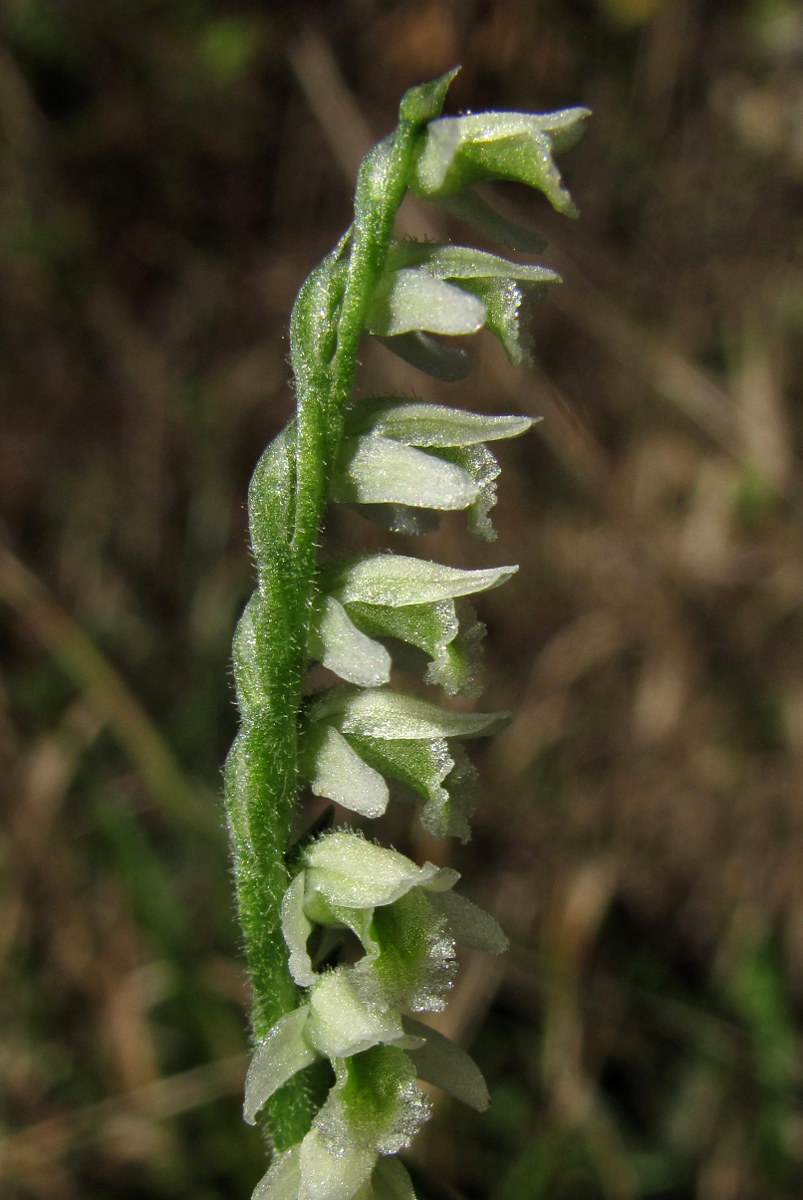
xmin=440 ymin=187 xmax=548 ymax=254
xmin=345 ymin=398 xmax=533 ymax=447
xmin=398 ymin=67 xmax=459 ymax=125
xmin=350 ymin=502 xmax=440 ymax=538
xmin=376 ymin=331 xmax=470 ymax=381
xmin=430 ymin=888 xmax=509 ymax=955
xmin=232 ymin=591 xmax=269 ymax=715
xmin=306 ymin=685 xmax=509 ymax=742
xmin=403 ymin=1016 xmax=490 ymax=1112
xmin=345 ymin=732 xmax=477 ymax=843
xmin=320 ymin=552 xmax=517 ymax=607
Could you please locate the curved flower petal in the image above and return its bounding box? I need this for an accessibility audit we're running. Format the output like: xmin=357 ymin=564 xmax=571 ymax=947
xmin=333 ymin=434 xmax=479 ymax=511
xmin=299 ymin=1127 xmax=376 ymax=1200
xmin=244 ymin=1006 xmax=318 ymax=1125
xmin=321 ymin=553 xmax=517 ymax=608
xmin=302 ymin=830 xmax=444 ymax=909
xmin=307 ymin=969 xmax=410 ymax=1059
xmin=308 ymin=685 xmax=509 ymax=741
xmin=252 ymin=1145 xmax=302 ymax=1200
xmin=300 ymin=723 xmax=390 ymax=818
xmin=365 ymin=269 xmax=486 ymax=338
xmin=282 ymin=871 xmax=317 ymax=986
xmin=345 ymin=398 xmax=532 ymax=448
xmin=309 ymin=596 xmax=391 ymax=688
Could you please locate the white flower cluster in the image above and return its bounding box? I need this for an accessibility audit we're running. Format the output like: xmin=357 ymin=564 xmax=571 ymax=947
xmin=245 ymin=833 xmax=505 ymax=1200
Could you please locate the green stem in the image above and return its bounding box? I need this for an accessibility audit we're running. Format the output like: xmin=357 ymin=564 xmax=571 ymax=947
xmin=224 ymin=75 xmax=455 ymax=1151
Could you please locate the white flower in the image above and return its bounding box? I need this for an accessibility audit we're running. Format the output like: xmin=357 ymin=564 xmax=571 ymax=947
xmin=247 ymin=1023 xmax=491 ymax=1200
xmin=299 ymin=688 xmax=509 ymax=840
xmin=367 ymin=243 xmax=560 ymax=367
xmin=332 ymin=398 xmax=532 ymax=540
xmin=250 ymin=1046 xmax=427 ymax=1200
xmin=410 ymin=107 xmax=590 ymax=216
xmin=311 ymin=552 xmax=518 ymax=695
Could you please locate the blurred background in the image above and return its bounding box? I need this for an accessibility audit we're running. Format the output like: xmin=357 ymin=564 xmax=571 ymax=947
xmin=3 ymin=1 xmax=803 ymax=1197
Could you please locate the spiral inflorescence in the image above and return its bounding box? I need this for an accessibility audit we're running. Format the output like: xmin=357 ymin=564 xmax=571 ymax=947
xmin=224 ymin=69 xmax=587 ymax=1200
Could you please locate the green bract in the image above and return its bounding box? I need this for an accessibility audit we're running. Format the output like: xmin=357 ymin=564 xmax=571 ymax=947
xmin=368 ymin=243 xmax=560 ymax=365
xmin=224 ymin=66 xmax=585 ymax=1197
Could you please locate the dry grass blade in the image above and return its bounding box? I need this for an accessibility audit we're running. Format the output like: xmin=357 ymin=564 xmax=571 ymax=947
xmin=0 ymin=545 xmax=217 ymax=837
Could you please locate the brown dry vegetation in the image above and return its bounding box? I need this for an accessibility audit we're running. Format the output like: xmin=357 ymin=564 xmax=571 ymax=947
xmin=2 ymin=2 xmax=803 ymax=1198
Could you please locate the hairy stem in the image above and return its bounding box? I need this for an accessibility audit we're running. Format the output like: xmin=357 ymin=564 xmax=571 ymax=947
xmin=225 ymin=77 xmax=454 ymax=1150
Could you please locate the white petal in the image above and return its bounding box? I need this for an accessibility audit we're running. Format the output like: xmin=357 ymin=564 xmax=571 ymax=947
xmin=308 ymin=725 xmax=389 ymax=819
xmin=298 ymin=1127 xmax=375 ymax=1200
xmin=335 ymin=435 xmax=477 ymax=510
xmin=282 ymin=871 xmax=316 ymax=986
xmin=311 ymin=686 xmax=509 ymax=742
xmin=314 ymin=596 xmax=391 ymax=687
xmin=253 ymin=1145 xmax=301 ymax=1200
xmin=367 ymin=269 xmax=486 ymax=337
xmin=350 ymin=398 xmax=532 ymax=448
xmin=244 ymin=1006 xmax=316 ymax=1125
xmin=307 ymin=970 xmax=407 ymax=1059
xmin=304 ymin=831 xmax=439 ymax=908
xmin=387 ymin=240 xmax=558 ymax=286
xmin=327 ymin=554 xmax=517 ymax=607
